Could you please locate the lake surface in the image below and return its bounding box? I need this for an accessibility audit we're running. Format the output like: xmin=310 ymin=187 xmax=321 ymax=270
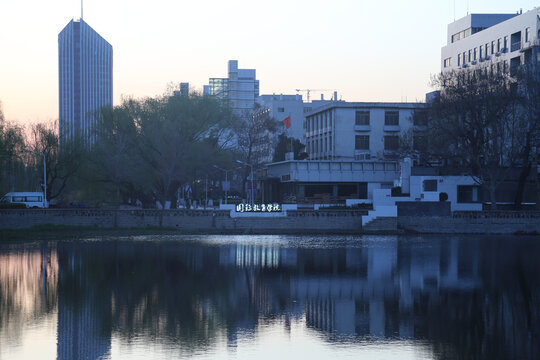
xmin=0 ymin=234 xmax=538 ymax=360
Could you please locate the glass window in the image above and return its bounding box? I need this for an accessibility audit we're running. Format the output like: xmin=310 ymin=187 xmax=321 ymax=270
xmin=413 ymin=110 xmax=428 ymax=126
xmin=423 ymin=180 xmax=438 ymax=192
xmin=479 ymin=46 xmax=483 ymax=59
xmin=355 ymin=110 xmax=370 ymax=125
xmin=384 ymin=111 xmax=399 ymax=126
xmin=504 ymin=36 xmax=509 ymax=50
xmin=491 ymin=40 xmax=495 ymax=54
xmin=473 ymin=48 xmax=477 ymax=61
xmin=485 ymin=43 xmax=489 ymax=56
xmin=526 ymin=27 xmax=530 ymax=42
xmin=458 ymin=53 xmax=461 ymax=66
xmin=457 ymin=185 xmax=482 ymax=203
xmin=12 ymin=196 xmax=25 ymax=202
xmin=278 ymin=107 xmax=285 ymax=112
xmin=468 ymin=50 xmax=472 ymax=62
xmin=384 ymin=135 xmax=399 ymax=151
xmin=355 ymin=135 xmax=369 ymax=150
xmin=497 ymin=38 xmax=501 ymax=52
xmin=26 ymin=196 xmax=42 ymax=202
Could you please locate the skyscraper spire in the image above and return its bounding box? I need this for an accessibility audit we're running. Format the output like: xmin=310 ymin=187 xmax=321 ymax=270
xmin=81 ymin=0 xmax=83 ymax=20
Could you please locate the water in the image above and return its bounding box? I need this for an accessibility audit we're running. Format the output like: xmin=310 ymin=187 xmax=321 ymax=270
xmin=0 ymin=234 xmax=538 ymax=360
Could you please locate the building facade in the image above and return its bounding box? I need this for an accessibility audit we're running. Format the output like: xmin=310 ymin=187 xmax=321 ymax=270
xmin=58 ymin=19 xmax=113 ymax=145
xmin=441 ymin=9 xmax=540 ymax=73
xmin=208 ymin=60 xmax=259 ymax=114
xmin=257 ymin=94 xmax=333 ymax=141
xmin=305 ymin=102 xmax=426 ymax=161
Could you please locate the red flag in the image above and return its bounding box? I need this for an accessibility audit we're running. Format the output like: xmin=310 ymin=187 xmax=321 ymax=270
xmin=283 ymin=116 xmax=291 ymax=129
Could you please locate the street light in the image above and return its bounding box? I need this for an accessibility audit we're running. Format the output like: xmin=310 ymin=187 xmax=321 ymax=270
xmin=213 ymin=165 xmax=232 ymax=204
xmin=236 ymin=160 xmax=254 ymax=205
xmin=24 ymin=149 xmax=47 ymax=208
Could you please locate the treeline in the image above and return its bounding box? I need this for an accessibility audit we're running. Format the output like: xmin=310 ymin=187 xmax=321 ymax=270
xmin=0 ymin=93 xmax=295 ymax=208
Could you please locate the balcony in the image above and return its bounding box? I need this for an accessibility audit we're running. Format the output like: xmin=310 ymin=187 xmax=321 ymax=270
xmin=383 ymin=125 xmax=400 ymax=132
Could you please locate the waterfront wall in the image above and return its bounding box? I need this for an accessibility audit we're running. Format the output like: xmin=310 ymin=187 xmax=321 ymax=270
xmin=0 ymin=209 xmax=365 ymax=232
xmin=399 ymin=211 xmax=540 ymax=234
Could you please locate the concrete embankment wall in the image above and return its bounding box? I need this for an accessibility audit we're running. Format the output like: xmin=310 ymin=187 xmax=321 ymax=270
xmin=399 ymin=211 xmax=540 ymax=234
xmin=0 ymin=209 xmax=365 ymax=232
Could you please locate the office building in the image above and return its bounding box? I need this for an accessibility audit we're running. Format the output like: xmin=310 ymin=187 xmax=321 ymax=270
xmin=304 ymin=102 xmax=426 ymax=161
xmin=441 ymin=8 xmax=540 ymax=73
xmin=208 ymin=60 xmax=259 ymax=114
xmin=257 ymin=93 xmax=334 ymax=142
xmin=58 ymin=18 xmax=113 ymax=145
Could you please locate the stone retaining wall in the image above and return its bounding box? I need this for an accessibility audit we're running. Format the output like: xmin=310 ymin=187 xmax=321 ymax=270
xmin=399 ymin=215 xmax=540 ymax=234
xmin=0 ymin=209 xmax=365 ymax=232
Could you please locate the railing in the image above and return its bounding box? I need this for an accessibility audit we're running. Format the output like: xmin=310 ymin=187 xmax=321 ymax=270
xmin=511 ymin=41 xmax=521 ymax=52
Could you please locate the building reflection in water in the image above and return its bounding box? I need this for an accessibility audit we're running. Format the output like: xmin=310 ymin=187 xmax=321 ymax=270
xmin=0 ymin=235 xmax=538 ymax=359
xmin=0 ymin=242 xmax=57 ymax=345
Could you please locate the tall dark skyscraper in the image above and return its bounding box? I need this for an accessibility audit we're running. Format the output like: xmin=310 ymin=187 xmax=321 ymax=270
xmin=58 ymin=18 xmax=112 ymax=145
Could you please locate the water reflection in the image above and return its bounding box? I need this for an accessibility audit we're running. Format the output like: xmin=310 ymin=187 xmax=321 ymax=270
xmin=0 ymin=235 xmax=539 ymax=359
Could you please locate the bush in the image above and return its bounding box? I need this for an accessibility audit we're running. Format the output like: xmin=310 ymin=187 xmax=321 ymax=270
xmin=439 ymin=192 xmax=449 ymax=201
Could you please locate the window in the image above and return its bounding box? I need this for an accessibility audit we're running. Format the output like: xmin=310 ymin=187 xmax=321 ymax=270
xmin=457 ymin=185 xmax=481 ymax=203
xmin=413 ymin=134 xmax=426 ymax=151
xmin=526 ymin=27 xmax=530 ymax=42
xmin=497 ymin=38 xmax=501 ymax=52
xmin=384 ymin=111 xmax=399 ymax=126
xmin=458 ymin=53 xmax=461 ymax=66
xmin=26 ymin=196 xmax=42 ymax=202
xmin=479 ymin=46 xmax=483 ymax=59
xmin=468 ymin=49 xmax=472 ymax=62
xmin=485 ymin=43 xmax=489 ymax=56
xmin=423 ymin=180 xmax=437 ymax=192
xmin=355 ymin=110 xmax=370 ymax=125
xmin=473 ymin=48 xmax=477 ymax=61
xmin=491 ymin=40 xmax=495 ymax=54
xmin=504 ymin=36 xmax=509 ymax=51
xmin=444 ymin=57 xmax=451 ymax=67
xmin=384 ymin=135 xmax=399 ymax=151
xmin=413 ymin=110 xmax=428 ymax=126
xmin=462 ymin=52 xmax=466 ymax=63
xmin=355 ymin=135 xmax=369 ymax=150
xmin=278 ymin=107 xmax=285 ymax=112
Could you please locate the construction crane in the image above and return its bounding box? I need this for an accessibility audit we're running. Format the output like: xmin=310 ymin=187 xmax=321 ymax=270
xmin=295 ymin=89 xmax=337 ymax=102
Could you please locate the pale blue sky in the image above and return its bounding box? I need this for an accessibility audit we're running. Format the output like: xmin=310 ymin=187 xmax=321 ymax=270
xmin=0 ymin=0 xmax=537 ymax=124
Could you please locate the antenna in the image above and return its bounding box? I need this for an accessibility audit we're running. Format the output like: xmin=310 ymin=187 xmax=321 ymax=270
xmin=81 ymin=0 xmax=83 ymax=20
xmin=467 ymin=0 xmax=469 ymax=15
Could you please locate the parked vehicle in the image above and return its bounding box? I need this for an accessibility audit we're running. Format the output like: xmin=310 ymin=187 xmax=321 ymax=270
xmin=0 ymin=192 xmax=47 ymax=208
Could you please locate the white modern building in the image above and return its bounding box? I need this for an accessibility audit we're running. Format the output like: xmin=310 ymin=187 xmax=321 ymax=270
xmin=58 ymin=18 xmax=113 ymax=145
xmin=208 ymin=60 xmax=259 ymax=114
xmin=441 ymin=8 xmax=540 ymax=73
xmin=305 ymin=102 xmax=426 ymax=161
xmin=257 ymin=94 xmax=334 ymax=141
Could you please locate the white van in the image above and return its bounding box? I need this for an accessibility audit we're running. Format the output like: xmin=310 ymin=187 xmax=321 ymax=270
xmin=0 ymin=192 xmax=47 ymax=208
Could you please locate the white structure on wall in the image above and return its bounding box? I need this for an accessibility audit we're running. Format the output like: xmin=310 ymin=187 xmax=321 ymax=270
xmin=304 ymin=102 xmax=426 ymax=161
xmin=441 ymin=8 xmax=540 ymax=73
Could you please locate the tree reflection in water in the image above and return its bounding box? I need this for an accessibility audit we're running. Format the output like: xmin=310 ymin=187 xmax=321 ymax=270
xmin=0 ymin=235 xmax=538 ymax=359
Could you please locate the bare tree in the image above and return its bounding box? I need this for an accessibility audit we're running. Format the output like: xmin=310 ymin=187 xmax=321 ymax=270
xmin=428 ymin=69 xmax=525 ymax=209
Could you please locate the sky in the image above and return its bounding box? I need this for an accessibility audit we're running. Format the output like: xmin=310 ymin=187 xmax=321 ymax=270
xmin=0 ymin=0 xmax=538 ymax=125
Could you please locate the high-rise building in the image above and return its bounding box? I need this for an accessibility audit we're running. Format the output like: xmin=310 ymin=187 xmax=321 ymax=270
xmin=441 ymin=9 xmax=540 ymax=73
xmin=58 ymin=18 xmax=113 ymax=145
xmin=208 ymin=60 xmax=259 ymax=114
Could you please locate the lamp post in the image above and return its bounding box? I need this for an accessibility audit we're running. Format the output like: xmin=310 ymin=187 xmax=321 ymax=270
xmin=24 ymin=149 xmax=47 ymax=208
xmin=213 ymin=165 xmax=231 ymax=204
xmin=236 ymin=160 xmax=254 ymax=206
